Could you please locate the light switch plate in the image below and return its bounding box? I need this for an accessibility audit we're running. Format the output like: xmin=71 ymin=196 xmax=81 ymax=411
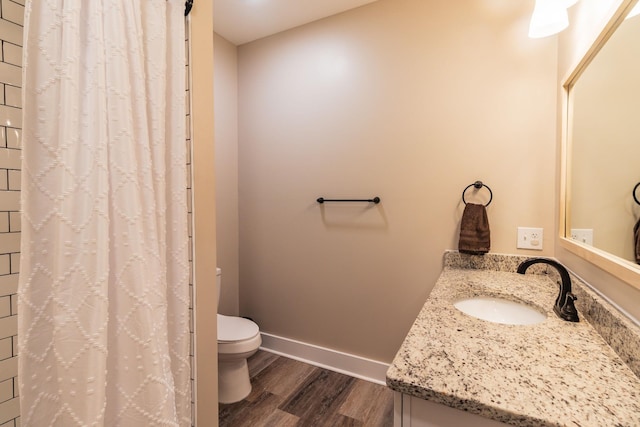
xmin=517 ymin=227 xmax=543 ymax=250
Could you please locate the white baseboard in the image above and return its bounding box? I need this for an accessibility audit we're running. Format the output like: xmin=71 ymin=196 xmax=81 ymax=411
xmin=259 ymin=332 xmax=390 ymax=386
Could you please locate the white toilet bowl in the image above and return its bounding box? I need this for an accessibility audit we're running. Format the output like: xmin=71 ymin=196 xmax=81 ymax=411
xmin=217 ymin=269 xmax=261 ymax=404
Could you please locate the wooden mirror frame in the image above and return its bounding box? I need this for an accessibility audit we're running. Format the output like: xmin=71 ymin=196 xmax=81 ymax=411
xmin=559 ymin=0 xmax=640 ymax=290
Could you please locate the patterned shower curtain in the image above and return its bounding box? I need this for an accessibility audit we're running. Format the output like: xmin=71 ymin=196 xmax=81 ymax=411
xmin=18 ymin=1 xmax=191 ymax=425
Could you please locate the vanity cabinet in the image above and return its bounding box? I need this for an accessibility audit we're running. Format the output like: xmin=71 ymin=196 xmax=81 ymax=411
xmin=386 ymin=252 xmax=640 ymax=427
xmin=394 ymin=393 xmax=510 ymax=427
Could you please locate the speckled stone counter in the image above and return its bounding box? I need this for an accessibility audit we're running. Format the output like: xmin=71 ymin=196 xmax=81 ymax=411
xmin=386 ymin=252 xmax=640 ymax=427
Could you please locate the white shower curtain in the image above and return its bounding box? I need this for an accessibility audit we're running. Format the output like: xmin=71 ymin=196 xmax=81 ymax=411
xmin=18 ymin=1 xmax=191 ymax=426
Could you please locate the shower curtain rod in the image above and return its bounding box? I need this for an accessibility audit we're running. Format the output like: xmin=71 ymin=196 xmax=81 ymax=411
xmin=185 ymin=0 xmax=193 ymax=16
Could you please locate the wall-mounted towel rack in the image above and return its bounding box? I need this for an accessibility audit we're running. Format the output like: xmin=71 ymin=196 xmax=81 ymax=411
xmin=462 ymin=181 xmax=493 ymax=206
xmin=634 ymin=183 xmax=640 ymax=205
xmin=317 ymin=197 xmax=381 ymax=204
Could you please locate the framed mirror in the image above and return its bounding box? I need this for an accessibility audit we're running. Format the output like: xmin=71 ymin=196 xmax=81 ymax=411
xmin=560 ymin=0 xmax=640 ymax=289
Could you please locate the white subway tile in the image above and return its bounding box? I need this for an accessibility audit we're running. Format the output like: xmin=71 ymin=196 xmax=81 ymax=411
xmin=0 ymin=396 xmax=18 ymax=424
xmin=1 ymin=1 xmax=24 ymax=26
xmin=10 ymin=337 xmax=15 ymax=357
xmin=0 ymin=214 xmax=7 ymax=233
xmin=0 ymin=418 xmax=12 ymax=427
xmin=4 ymin=86 xmax=19 ymax=108
xmin=0 ymin=274 xmax=17 ymax=296
xmin=0 ymin=128 xmax=5 ymax=148
xmin=0 ymin=316 xmax=16 ymax=340
xmin=0 ymin=85 xmax=4 ymax=105
xmin=0 ymin=20 xmax=21 ymax=46
xmin=9 ymin=0 xmax=24 ymax=6
xmin=5 ymin=129 xmax=18 ymax=149
xmin=0 ymin=255 xmax=9 ymax=276
xmin=0 ymin=233 xmax=18 ymax=254
xmin=0 ymin=379 xmax=12 ymax=403
xmin=7 ymin=212 xmax=17 ymax=232
xmin=2 ymin=41 xmax=21 ymax=67
xmin=0 ymin=172 xmax=6 ymax=191
xmin=0 ymin=191 xmax=18 ymax=211
xmin=0 ymin=356 xmax=15 ymax=383
xmin=0 ymin=338 xmax=10 ymax=360
xmin=8 ymin=295 xmax=14 ymax=316
xmin=7 ymin=170 xmax=18 ymax=191
xmin=0 ymin=148 xmax=17 ymax=169
xmin=0 ymin=297 xmax=8 ymax=318
xmin=0 ymin=105 xmax=19 ymax=129
xmin=8 ymin=254 xmax=17 ymax=274
xmin=0 ymin=64 xmax=19 ymax=88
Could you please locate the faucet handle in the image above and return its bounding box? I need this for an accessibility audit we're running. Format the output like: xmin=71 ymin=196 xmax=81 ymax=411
xmin=559 ymin=292 xmax=579 ymax=323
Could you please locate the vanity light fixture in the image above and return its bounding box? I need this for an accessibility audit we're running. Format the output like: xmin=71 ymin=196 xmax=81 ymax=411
xmin=528 ymin=0 xmax=580 ymax=39
xmin=529 ymin=0 xmax=569 ymax=38
xmin=562 ymin=0 xmax=579 ymax=7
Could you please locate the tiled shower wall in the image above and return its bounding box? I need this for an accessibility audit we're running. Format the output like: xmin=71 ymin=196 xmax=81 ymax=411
xmin=185 ymin=16 xmax=195 ymax=427
xmin=0 ymin=0 xmax=23 ymax=425
xmin=0 ymin=3 xmax=195 ymax=426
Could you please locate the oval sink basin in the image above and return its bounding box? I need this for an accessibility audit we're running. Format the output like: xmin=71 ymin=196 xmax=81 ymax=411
xmin=453 ymin=296 xmax=546 ymax=325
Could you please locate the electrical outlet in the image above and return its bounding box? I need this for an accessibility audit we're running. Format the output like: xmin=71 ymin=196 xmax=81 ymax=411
xmin=571 ymin=228 xmax=593 ymax=245
xmin=517 ymin=227 xmax=543 ymax=250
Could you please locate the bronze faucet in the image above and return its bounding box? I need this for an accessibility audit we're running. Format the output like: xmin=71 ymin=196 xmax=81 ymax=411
xmin=517 ymin=258 xmax=579 ymax=322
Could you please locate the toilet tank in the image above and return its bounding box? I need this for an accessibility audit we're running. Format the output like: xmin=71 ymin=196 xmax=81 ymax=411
xmin=216 ymin=267 xmax=222 ymax=310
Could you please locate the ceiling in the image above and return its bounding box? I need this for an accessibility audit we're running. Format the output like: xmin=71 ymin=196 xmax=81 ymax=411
xmin=213 ymin=0 xmax=380 ymax=46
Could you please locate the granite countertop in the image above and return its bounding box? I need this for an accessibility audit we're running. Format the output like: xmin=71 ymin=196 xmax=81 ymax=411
xmin=386 ymin=252 xmax=640 ymax=427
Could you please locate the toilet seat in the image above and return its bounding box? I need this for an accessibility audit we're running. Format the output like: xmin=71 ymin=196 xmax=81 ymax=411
xmin=218 ymin=314 xmax=260 ymax=343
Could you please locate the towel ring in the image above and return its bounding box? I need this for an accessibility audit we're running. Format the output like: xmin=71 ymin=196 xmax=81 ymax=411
xmin=462 ymin=181 xmax=493 ymax=207
xmin=634 ymin=182 xmax=640 ymax=206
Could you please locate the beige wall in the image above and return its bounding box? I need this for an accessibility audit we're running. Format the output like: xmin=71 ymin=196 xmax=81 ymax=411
xmin=190 ymin=1 xmax=219 ymax=424
xmin=214 ymin=33 xmax=240 ymax=316
xmin=556 ymin=0 xmax=640 ymax=322
xmin=237 ymin=0 xmax=558 ymax=362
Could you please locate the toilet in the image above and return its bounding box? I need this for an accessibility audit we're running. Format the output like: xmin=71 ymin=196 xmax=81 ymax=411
xmin=217 ymin=268 xmax=262 ymax=404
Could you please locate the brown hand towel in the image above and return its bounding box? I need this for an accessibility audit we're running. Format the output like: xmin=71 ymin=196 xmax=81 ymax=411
xmin=634 ymin=218 xmax=640 ymax=264
xmin=458 ymin=203 xmax=490 ymax=255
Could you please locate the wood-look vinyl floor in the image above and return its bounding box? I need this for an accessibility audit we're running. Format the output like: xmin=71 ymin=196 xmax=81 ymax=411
xmin=219 ymin=350 xmax=394 ymax=427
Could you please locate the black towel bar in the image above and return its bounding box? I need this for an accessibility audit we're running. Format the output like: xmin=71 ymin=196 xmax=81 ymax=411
xmin=317 ymin=197 xmax=381 ymax=204
xmin=185 ymin=0 xmax=193 ymax=16
xmin=634 ymin=183 xmax=640 ymax=205
xmin=462 ymin=181 xmax=493 ymax=206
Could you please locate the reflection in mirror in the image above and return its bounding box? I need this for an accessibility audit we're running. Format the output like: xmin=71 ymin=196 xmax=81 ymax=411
xmin=568 ymin=8 xmax=640 ymax=266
